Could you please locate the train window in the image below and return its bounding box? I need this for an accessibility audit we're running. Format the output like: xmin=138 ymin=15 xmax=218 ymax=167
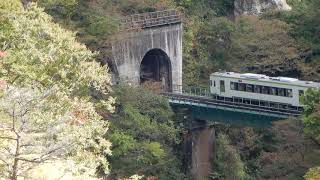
xmin=234 ymin=97 xmax=242 ymax=103
xmin=230 ymin=82 xmax=239 ymax=90
xmin=246 ymin=84 xmax=254 ymax=92
xmin=210 ymin=80 xmax=212 ymax=86
xmin=278 ymin=88 xmax=285 ymax=96
xmin=270 ymin=87 xmax=277 ymax=95
xmin=214 ymin=81 xmax=216 ymax=87
xmin=260 ymin=101 xmax=267 ymax=106
xmin=239 ymin=83 xmax=246 ymax=91
xmin=283 ymin=89 xmax=287 ymax=97
xmin=230 ymin=82 xmax=235 ymax=90
xmin=254 ymin=85 xmax=261 ymax=93
xmin=280 ymin=104 xmax=288 ymax=109
xmin=220 ymin=80 xmax=225 ymax=92
xmin=270 ymin=103 xmax=278 ymax=108
xmin=262 ymin=86 xmax=270 ymax=94
xmin=229 ymin=82 xmax=294 ymax=98
xmin=288 ymin=105 xmax=298 ymax=111
xmin=251 ymin=100 xmax=259 ymax=106
xmin=243 ymin=99 xmax=251 ymax=104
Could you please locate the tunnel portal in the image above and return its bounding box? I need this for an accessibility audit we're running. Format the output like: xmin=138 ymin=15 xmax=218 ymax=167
xmin=140 ymin=49 xmax=172 ymax=91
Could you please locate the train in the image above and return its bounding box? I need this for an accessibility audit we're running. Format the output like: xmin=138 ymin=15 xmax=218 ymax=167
xmin=209 ymin=72 xmax=320 ymax=111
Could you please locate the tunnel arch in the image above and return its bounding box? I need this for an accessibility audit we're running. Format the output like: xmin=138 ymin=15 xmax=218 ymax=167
xmin=140 ymin=48 xmax=172 ymax=91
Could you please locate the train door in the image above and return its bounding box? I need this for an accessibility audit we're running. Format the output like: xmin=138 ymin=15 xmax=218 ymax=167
xmin=210 ymin=76 xmax=218 ymax=95
xmin=220 ymin=80 xmax=225 ymax=94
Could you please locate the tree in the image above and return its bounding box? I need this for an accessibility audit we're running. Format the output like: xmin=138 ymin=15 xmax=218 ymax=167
xmin=212 ymin=133 xmax=247 ymax=180
xmin=107 ymin=85 xmax=184 ymax=179
xmin=0 ymin=1 xmax=114 ymax=179
xmin=301 ymin=88 xmax=320 ymax=143
xmin=297 ymin=89 xmax=320 ymax=179
xmin=0 ymin=85 xmax=111 ymax=180
xmin=304 ymin=167 xmax=320 ymax=180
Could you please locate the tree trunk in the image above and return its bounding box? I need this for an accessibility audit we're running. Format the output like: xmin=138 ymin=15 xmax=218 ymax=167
xmin=11 ymin=138 xmax=20 ymax=180
xmin=11 ymin=158 xmax=18 ymax=180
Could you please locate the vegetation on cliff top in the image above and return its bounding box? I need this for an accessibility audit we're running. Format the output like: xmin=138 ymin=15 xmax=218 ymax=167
xmin=0 ymin=0 xmax=114 ymax=179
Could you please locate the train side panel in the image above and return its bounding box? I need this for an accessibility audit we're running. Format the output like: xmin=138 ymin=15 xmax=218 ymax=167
xmin=210 ymin=75 xmax=308 ymax=107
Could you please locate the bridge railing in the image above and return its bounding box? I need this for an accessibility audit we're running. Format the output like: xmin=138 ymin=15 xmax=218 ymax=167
xmin=171 ymin=84 xmax=211 ymax=97
xmin=121 ymin=9 xmax=182 ymax=30
xmin=164 ymin=85 xmax=303 ymax=116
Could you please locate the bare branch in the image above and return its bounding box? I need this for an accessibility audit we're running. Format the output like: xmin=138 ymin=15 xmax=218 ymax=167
xmin=0 ymin=127 xmax=11 ymax=131
xmin=17 ymin=146 xmax=66 ymax=164
xmin=16 ymin=158 xmax=45 ymax=164
xmin=0 ymin=157 xmax=10 ymax=167
xmin=20 ymin=143 xmax=36 ymax=148
xmin=18 ymin=115 xmax=29 ymax=133
xmin=39 ymin=146 xmax=66 ymax=160
xmin=1 ymin=146 xmax=14 ymax=155
xmin=0 ymin=136 xmax=17 ymax=141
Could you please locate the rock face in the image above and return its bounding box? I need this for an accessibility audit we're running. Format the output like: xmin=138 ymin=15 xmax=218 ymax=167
xmin=234 ymin=0 xmax=291 ymax=16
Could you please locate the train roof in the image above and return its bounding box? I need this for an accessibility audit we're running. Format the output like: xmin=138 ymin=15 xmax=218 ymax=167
xmin=211 ymin=72 xmax=320 ymax=88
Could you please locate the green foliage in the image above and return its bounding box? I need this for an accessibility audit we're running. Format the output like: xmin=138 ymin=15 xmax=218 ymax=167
xmin=0 ymin=2 xmax=114 ymax=178
xmin=0 ymin=0 xmax=23 ymax=11
xmin=176 ymin=0 xmax=233 ymax=18
xmin=38 ymin=0 xmax=79 ymax=7
xmin=37 ymin=0 xmax=80 ymax=23
xmin=0 ymin=3 xmax=111 ymax=98
xmin=181 ymin=16 xmax=204 ymax=86
xmin=116 ymin=0 xmax=173 ymax=14
xmin=183 ymin=15 xmax=300 ymax=85
xmin=304 ymin=167 xmax=320 ymax=180
xmin=213 ymin=133 xmax=247 ymax=180
xmin=301 ymin=88 xmax=320 ymax=143
xmin=107 ymin=85 xmax=184 ymax=179
xmin=230 ymin=16 xmax=299 ymax=72
xmin=181 ymin=0 xmax=320 ymax=86
xmin=198 ymin=17 xmax=237 ymax=69
xmin=265 ymin=0 xmax=320 ymax=62
xmin=256 ymin=119 xmax=320 ymax=179
xmin=84 ymin=13 xmax=120 ymax=36
xmin=109 ymin=131 xmax=136 ymax=157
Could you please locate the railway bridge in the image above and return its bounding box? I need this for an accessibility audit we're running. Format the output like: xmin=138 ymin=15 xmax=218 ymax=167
xmin=111 ymin=10 xmax=183 ymax=91
xmin=162 ymin=85 xmax=303 ymax=119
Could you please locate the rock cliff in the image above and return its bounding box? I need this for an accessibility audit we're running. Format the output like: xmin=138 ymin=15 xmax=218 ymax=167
xmin=234 ymin=0 xmax=291 ymax=16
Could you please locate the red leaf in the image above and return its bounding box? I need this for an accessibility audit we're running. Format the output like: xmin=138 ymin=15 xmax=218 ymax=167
xmin=0 ymin=51 xmax=7 ymax=57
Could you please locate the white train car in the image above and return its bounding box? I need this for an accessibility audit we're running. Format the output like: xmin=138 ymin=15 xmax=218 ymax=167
xmin=210 ymin=72 xmax=320 ymax=111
